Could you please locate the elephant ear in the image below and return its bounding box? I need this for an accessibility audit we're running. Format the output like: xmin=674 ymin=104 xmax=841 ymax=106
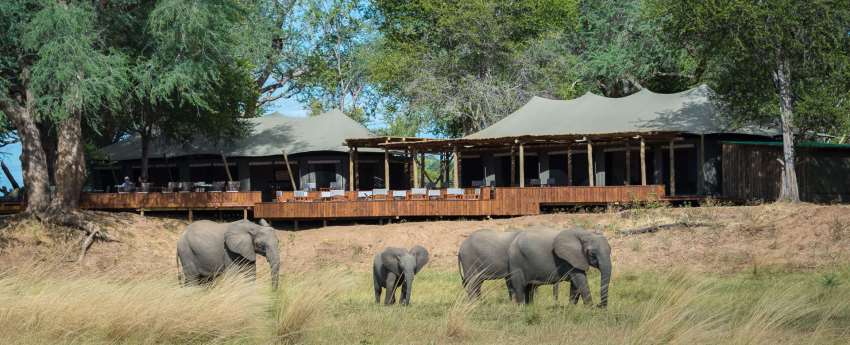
xmin=258 ymin=219 xmax=270 ymax=227
xmin=553 ymin=230 xmax=589 ymax=271
xmin=380 ymin=249 xmax=401 ymax=274
xmin=225 ymin=227 xmax=256 ymax=262
xmin=410 ymin=245 xmax=430 ymax=273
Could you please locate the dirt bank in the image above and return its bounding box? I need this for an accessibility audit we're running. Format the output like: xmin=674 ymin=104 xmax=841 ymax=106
xmin=1 ymin=204 xmax=849 ymax=275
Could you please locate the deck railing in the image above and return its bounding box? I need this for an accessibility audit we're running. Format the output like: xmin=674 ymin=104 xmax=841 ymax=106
xmin=80 ymin=191 xmax=261 ymax=210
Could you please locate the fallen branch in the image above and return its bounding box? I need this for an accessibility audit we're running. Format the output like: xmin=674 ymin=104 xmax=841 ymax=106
xmin=36 ymin=209 xmax=121 ymax=262
xmin=618 ymin=221 xmax=712 ymax=236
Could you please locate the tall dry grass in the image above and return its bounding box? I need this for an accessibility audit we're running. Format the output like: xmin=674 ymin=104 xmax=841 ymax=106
xmin=0 ymin=265 xmax=265 ymax=345
xmin=270 ymin=270 xmax=353 ymax=345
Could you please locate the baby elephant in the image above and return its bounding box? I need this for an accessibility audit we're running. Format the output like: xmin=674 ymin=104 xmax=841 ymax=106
xmin=373 ymin=245 xmax=429 ymax=305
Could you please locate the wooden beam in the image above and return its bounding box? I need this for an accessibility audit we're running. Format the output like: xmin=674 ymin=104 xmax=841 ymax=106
xmin=625 ymin=141 xmax=631 ymax=186
xmin=452 ymin=146 xmax=460 ymax=188
xmin=412 ymin=148 xmax=419 ymax=188
xmin=220 ymin=152 xmax=233 ymax=182
xmin=640 ymin=137 xmax=647 ymax=186
xmin=669 ymin=139 xmax=676 ymax=196
xmin=519 ymin=142 xmax=525 ymax=187
xmin=698 ymin=134 xmax=705 ymax=195
xmin=567 ymin=144 xmax=573 ymax=186
xmin=348 ymin=148 xmax=355 ymax=191
xmin=384 ymin=148 xmax=390 ymax=189
xmin=282 ymin=149 xmax=297 ymax=191
xmin=354 ymin=147 xmax=359 ymax=191
xmin=587 ymin=141 xmax=595 ymax=186
xmin=510 ymin=145 xmax=516 ymax=187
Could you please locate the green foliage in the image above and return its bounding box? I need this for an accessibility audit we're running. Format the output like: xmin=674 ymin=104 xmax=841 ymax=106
xmin=647 ymin=0 xmax=850 ymax=135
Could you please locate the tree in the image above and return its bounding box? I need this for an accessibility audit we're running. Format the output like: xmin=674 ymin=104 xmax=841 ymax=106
xmin=0 ymin=1 xmax=128 ymax=214
xmin=369 ymin=0 xmax=580 ymax=136
xmin=647 ymin=0 xmax=850 ymax=202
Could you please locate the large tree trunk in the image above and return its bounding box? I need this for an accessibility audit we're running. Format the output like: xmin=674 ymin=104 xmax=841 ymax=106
xmin=140 ymin=132 xmax=150 ymax=182
xmin=772 ymin=51 xmax=800 ymax=202
xmin=51 ymin=111 xmax=86 ymax=210
xmin=2 ymin=95 xmax=51 ymax=214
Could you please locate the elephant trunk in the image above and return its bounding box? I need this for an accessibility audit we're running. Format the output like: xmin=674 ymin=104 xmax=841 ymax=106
xmin=598 ymin=254 xmax=612 ymax=308
xmin=402 ymin=266 xmax=415 ymax=305
xmin=267 ymin=247 xmax=280 ymax=290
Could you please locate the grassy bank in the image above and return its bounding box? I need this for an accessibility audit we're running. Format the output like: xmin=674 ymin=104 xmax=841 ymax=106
xmin=0 ymin=266 xmax=848 ymax=345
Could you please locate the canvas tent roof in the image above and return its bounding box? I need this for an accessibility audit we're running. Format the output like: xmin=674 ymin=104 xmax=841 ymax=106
xmin=465 ymin=85 xmax=776 ymax=139
xmin=101 ymin=109 xmax=373 ymax=161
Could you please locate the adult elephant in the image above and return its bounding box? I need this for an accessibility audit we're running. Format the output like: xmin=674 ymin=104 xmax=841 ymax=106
xmin=508 ymin=228 xmax=611 ymax=307
xmin=176 ymin=219 xmax=280 ymax=289
xmin=458 ymin=229 xmax=560 ymax=301
xmin=373 ymin=245 xmax=429 ymax=305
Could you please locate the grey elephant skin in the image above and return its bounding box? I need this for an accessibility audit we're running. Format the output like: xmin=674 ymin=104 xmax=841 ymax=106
xmin=176 ymin=219 xmax=280 ymax=289
xmin=458 ymin=230 xmax=560 ymax=301
xmin=373 ymin=246 xmax=429 ymax=305
xmin=508 ymin=229 xmax=612 ymax=307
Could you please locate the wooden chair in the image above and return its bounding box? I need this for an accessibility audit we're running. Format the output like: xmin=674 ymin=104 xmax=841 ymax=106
xmin=427 ymin=189 xmax=442 ymax=199
xmin=226 ymin=181 xmax=240 ymax=192
xmin=410 ymin=188 xmax=427 ymax=200
xmin=392 ymin=190 xmax=407 ymax=200
xmin=371 ymin=188 xmax=388 ymax=200
xmin=210 ymin=181 xmax=226 ymax=192
xmin=330 ymin=189 xmax=347 ymax=201
xmin=446 ymin=188 xmax=464 ymax=199
xmin=294 ymin=190 xmax=310 ymax=202
xmin=357 ymin=191 xmax=372 ymax=200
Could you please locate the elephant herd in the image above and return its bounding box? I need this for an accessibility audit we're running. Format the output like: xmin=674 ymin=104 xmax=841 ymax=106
xmin=176 ymin=219 xmax=612 ymax=308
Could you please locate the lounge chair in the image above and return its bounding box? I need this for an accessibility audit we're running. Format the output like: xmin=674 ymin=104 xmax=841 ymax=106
xmin=357 ymin=191 xmax=373 ymax=200
xmin=210 ymin=181 xmax=226 ymax=192
xmin=410 ymin=188 xmax=427 ymax=200
xmin=446 ymin=188 xmax=464 ymax=199
xmin=392 ymin=190 xmax=407 ymax=200
xmin=427 ymin=189 xmax=442 ymax=199
xmin=294 ymin=190 xmax=310 ymax=202
xmin=371 ymin=188 xmax=388 ymax=200
xmin=226 ymin=181 xmax=240 ymax=192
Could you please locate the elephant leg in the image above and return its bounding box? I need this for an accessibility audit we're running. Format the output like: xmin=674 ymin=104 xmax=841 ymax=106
xmin=570 ymin=272 xmax=592 ymax=306
xmin=509 ymin=272 xmax=526 ymax=304
xmin=505 ymin=279 xmax=513 ymax=301
xmin=569 ymin=281 xmax=580 ymax=305
xmin=373 ymin=273 xmax=383 ymax=304
xmin=384 ymin=272 xmax=399 ymax=305
xmin=552 ymin=282 xmax=559 ymax=302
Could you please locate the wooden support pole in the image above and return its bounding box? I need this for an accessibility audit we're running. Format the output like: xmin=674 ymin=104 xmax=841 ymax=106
xmin=188 ymin=209 xmax=193 ymax=222
xmin=410 ymin=149 xmax=419 ymax=188
xmin=510 ymin=145 xmax=516 ymax=187
xmin=640 ymin=137 xmax=647 ymax=186
xmin=452 ymin=146 xmax=460 ymax=188
xmin=354 ymin=147 xmax=359 ymax=191
xmin=698 ymin=134 xmax=705 ymax=195
xmin=220 ymin=152 xmax=233 ymax=182
xmin=348 ymin=148 xmax=355 ymax=191
xmin=384 ymin=148 xmax=390 ymax=189
xmin=519 ymin=142 xmax=525 ymax=187
xmin=625 ymin=141 xmax=631 ymax=185
xmin=669 ymin=139 xmax=676 ymax=196
xmin=587 ymin=141 xmax=595 ymax=186
xmin=243 ymin=208 xmax=248 ymax=220
xmin=420 ymin=152 xmax=426 ymax=188
xmin=282 ymin=150 xmax=297 ymax=191
xmin=567 ymin=145 xmax=573 ymax=186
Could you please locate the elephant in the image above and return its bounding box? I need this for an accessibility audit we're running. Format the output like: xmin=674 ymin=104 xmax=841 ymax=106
xmin=176 ymin=219 xmax=280 ymax=290
xmin=507 ymin=228 xmax=612 ymax=307
xmin=458 ymin=229 xmax=560 ymax=301
xmin=373 ymin=245 xmax=429 ymax=305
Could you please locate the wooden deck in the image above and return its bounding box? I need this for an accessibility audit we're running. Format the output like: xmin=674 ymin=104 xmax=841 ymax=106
xmin=81 ymin=191 xmax=262 ymax=210
xmin=0 ymin=201 xmax=24 ymax=214
xmin=253 ymin=185 xmax=665 ymax=220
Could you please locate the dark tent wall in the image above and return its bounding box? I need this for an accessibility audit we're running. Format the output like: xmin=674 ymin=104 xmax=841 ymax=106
xmin=722 ymin=142 xmax=850 ymax=202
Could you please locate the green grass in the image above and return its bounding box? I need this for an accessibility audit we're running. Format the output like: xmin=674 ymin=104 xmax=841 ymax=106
xmin=1 ymin=266 xmax=849 ymax=345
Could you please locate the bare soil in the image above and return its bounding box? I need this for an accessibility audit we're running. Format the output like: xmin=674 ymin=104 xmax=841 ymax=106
xmin=1 ymin=203 xmax=849 ymax=276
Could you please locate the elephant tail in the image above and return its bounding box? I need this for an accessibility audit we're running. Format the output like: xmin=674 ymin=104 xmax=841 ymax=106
xmin=176 ymin=251 xmax=184 ymax=286
xmin=457 ymin=251 xmax=466 ymax=288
